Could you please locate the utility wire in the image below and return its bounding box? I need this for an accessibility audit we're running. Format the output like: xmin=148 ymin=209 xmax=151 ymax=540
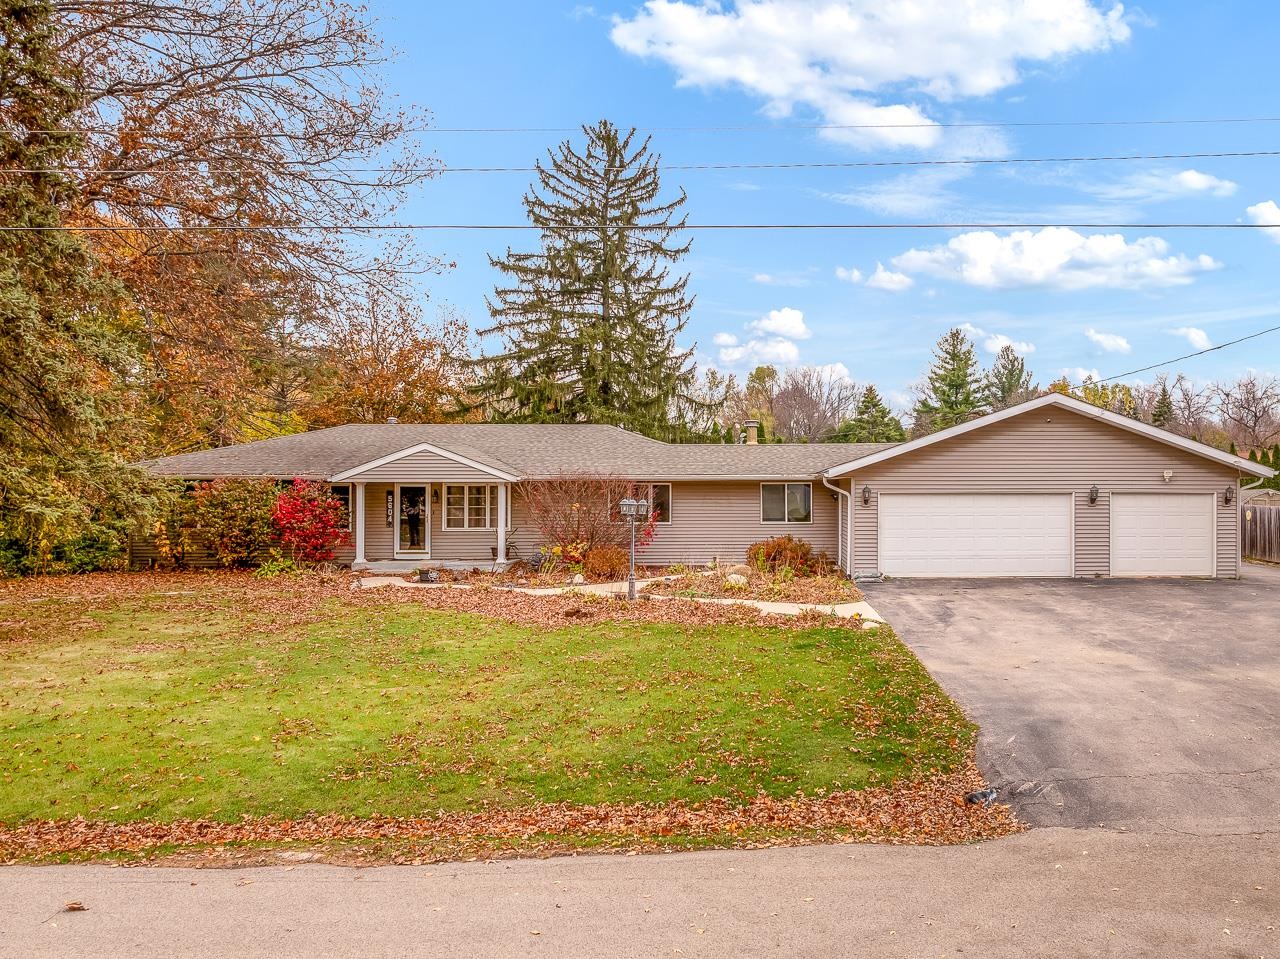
xmin=4 ymin=222 xmax=1277 ymax=233
xmin=1081 ymin=323 xmax=1280 ymax=387
xmin=11 ymin=148 xmax=1280 ymax=176
xmin=21 ymin=115 xmax=1280 ymax=136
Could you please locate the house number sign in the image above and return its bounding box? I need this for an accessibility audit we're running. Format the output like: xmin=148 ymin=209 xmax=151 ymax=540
xmin=386 ymin=490 xmax=395 ymax=527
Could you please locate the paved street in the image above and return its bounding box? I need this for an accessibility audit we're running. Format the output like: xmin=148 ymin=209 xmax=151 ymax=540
xmin=3 ymin=567 xmax=1278 ymax=957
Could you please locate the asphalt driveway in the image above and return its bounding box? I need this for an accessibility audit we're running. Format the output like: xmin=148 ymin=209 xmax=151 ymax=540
xmin=863 ymin=564 xmax=1280 ymax=835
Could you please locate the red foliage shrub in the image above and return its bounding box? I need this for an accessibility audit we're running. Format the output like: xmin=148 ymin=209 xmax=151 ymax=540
xmin=272 ymin=479 xmax=351 ymax=563
xmin=746 ymin=534 xmax=816 ymax=575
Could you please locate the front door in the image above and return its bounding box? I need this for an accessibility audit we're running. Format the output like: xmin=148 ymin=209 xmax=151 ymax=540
xmin=395 ymin=485 xmax=430 ymax=558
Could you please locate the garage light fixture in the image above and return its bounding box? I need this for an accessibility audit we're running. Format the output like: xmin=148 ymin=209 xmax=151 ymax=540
xmin=1089 ymin=485 xmax=1099 ymax=505
xmin=1225 ymin=485 xmax=1236 ymax=506
xmin=862 ymin=485 xmax=871 ymax=507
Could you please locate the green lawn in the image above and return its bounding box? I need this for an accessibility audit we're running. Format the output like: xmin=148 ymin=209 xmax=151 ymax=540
xmin=0 ymin=579 xmax=972 ymax=824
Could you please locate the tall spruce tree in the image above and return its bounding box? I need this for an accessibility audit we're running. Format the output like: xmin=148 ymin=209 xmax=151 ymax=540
xmin=475 ymin=120 xmax=700 ymax=436
xmin=912 ymin=328 xmax=986 ymax=435
xmin=1151 ymin=382 xmax=1175 ymax=428
xmin=984 ymin=344 xmax=1037 ymax=410
xmin=831 ymin=386 xmax=906 ymax=443
xmin=0 ymin=0 xmax=168 ymax=571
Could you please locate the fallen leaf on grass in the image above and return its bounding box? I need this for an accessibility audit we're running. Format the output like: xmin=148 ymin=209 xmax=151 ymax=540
xmin=64 ymin=902 xmax=87 ymax=912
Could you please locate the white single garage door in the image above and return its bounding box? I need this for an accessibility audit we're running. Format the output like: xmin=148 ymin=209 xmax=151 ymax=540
xmin=1111 ymin=493 xmax=1214 ymax=576
xmin=879 ymin=493 xmax=1072 ymax=577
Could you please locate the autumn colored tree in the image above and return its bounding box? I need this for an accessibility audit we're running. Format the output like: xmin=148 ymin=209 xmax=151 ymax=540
xmin=56 ymin=0 xmax=444 ymax=452
xmin=303 ymin=303 xmax=473 ymax=427
xmin=179 ymin=479 xmax=279 ymax=567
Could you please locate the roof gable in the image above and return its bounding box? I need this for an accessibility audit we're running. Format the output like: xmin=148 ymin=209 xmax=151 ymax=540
xmin=824 ymin=393 xmax=1275 ymax=479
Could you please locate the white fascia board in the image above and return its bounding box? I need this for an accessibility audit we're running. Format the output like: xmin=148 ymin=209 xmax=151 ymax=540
xmin=329 ymin=442 xmax=521 ymax=483
xmin=822 ymin=392 xmax=1276 ymax=479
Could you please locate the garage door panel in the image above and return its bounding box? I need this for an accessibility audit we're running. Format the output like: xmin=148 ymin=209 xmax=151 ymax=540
xmin=1111 ymin=494 xmax=1213 ymax=576
xmin=879 ymin=494 xmax=1072 ymax=577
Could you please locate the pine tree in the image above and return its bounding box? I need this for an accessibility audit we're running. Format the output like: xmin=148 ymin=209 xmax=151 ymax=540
xmin=984 ymin=345 xmax=1037 ymax=410
xmin=1151 ymin=382 xmax=1175 ymax=429
xmin=0 ymin=0 xmax=168 ymax=570
xmin=911 ymin=328 xmax=985 ymax=435
xmin=831 ymin=385 xmax=907 ymax=443
xmin=474 ymin=120 xmax=699 ymax=436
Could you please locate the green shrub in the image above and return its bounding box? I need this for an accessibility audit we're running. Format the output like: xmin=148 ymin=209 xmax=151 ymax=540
xmin=254 ymin=552 xmax=299 ymax=578
xmin=0 ymin=533 xmax=124 ymax=577
xmin=180 ymin=479 xmax=278 ymax=568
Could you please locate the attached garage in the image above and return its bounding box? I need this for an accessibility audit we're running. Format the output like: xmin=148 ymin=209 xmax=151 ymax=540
xmin=1111 ymin=493 xmax=1215 ymax=576
xmin=826 ymin=392 xmax=1274 ymax=580
xmin=879 ymin=493 xmax=1072 ymax=577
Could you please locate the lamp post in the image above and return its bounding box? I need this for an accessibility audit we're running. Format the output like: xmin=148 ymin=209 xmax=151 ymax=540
xmin=618 ymin=497 xmax=650 ymax=600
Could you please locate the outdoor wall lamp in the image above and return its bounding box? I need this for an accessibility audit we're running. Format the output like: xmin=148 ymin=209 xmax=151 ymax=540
xmin=862 ymin=485 xmax=871 ymax=506
xmin=1089 ymin=485 xmax=1099 ymax=505
xmin=1225 ymin=485 xmax=1236 ymax=506
xmin=431 ymin=488 xmax=440 ymax=505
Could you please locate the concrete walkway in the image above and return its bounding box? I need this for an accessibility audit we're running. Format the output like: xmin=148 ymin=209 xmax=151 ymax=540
xmin=355 ymin=575 xmax=886 ymax=625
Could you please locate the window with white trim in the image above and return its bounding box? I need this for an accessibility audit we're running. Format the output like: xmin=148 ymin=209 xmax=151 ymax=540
xmin=444 ymin=484 xmax=502 ymax=530
xmin=761 ymin=483 xmax=811 ymax=523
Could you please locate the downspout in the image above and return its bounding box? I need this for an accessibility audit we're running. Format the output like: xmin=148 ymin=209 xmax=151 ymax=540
xmin=821 ymin=474 xmax=851 ymax=578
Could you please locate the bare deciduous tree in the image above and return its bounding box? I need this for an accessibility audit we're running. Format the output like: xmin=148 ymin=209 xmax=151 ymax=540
xmin=1215 ymin=373 xmax=1280 ymax=449
xmin=771 ymin=366 xmax=860 ymax=442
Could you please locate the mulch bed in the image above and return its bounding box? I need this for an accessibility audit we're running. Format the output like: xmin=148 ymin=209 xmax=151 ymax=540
xmin=645 ymin=570 xmax=864 ymax=605
xmin=0 ymin=759 xmax=1019 ymax=864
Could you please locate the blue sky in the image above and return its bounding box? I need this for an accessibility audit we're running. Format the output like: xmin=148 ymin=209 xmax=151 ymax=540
xmin=378 ymin=1 xmax=1280 ymax=409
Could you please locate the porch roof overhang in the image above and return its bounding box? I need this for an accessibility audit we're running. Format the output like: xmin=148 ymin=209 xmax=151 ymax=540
xmin=328 ymin=442 xmax=521 ymax=483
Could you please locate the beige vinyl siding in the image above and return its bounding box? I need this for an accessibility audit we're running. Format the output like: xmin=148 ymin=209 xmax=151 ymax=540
xmin=1074 ymin=489 xmax=1110 ymax=577
xmin=846 ymin=407 xmax=1240 ymax=578
xmin=346 ymin=450 xmax=506 ymax=484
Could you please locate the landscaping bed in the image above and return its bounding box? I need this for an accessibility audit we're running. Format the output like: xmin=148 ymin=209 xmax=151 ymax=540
xmin=0 ymin=571 xmax=1013 ymax=862
xmin=645 ymin=568 xmax=864 ymax=605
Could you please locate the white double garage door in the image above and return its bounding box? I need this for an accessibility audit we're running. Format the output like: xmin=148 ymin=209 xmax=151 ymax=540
xmin=878 ymin=492 xmax=1216 ymax=578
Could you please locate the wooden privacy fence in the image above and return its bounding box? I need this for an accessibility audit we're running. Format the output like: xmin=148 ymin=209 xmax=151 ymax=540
xmin=1243 ymin=502 xmax=1280 ymax=562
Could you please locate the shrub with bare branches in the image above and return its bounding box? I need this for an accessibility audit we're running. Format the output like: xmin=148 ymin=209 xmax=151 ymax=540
xmin=518 ymin=474 xmax=659 ymax=566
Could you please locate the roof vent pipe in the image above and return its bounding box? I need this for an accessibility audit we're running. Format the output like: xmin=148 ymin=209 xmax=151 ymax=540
xmin=744 ymin=420 xmax=760 ymax=444
xmin=386 ymin=416 xmax=399 ymax=424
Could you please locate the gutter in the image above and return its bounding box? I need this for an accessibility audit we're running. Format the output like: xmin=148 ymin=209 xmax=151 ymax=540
xmin=821 ymin=475 xmax=853 ymax=578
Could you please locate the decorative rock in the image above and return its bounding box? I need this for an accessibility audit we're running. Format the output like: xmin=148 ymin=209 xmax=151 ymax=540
xmin=572 ymin=573 xmax=586 ymax=585
xmin=724 ymin=573 xmax=749 ymax=588
xmin=726 ymin=564 xmax=753 ymax=578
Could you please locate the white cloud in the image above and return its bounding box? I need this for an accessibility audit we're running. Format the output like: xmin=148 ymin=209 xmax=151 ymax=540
xmin=826 ymin=166 xmax=972 ymax=216
xmin=1063 ymin=367 xmax=1102 ymax=384
xmin=1169 ymin=326 xmax=1211 ymax=350
xmin=716 ymin=307 xmax=812 ymax=367
xmin=864 ymin=263 xmax=914 ymax=292
xmin=1085 ymin=328 xmax=1131 ymax=353
xmin=747 ymin=306 xmax=811 ymax=339
xmin=958 ymin=322 xmax=1035 ymax=355
xmin=891 ymin=227 xmax=1221 ymax=291
xmin=1246 ymin=199 xmax=1280 ymax=242
xmin=718 ymin=337 xmax=801 ymax=366
xmin=610 ymin=1 xmax=1131 ymax=149
xmin=753 ymin=271 xmax=810 ymax=287
xmin=813 ymin=362 xmax=853 ymax=383
xmin=1085 ymin=168 xmax=1238 ymax=203
xmin=834 ymin=265 xmax=863 ymax=283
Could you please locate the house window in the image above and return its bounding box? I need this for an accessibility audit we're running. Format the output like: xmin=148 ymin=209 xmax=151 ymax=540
xmin=444 ymin=484 xmax=501 ymax=529
xmin=761 ymin=483 xmax=811 ymax=524
xmin=330 ymin=484 xmax=353 ymax=530
xmin=650 ymin=483 xmax=672 ymax=524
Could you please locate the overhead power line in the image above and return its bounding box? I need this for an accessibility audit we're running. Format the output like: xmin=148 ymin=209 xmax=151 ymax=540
xmin=22 ymin=115 xmax=1280 ymax=137
xmin=12 ymin=148 xmax=1280 ymax=176
xmin=4 ymin=222 xmax=1278 ymax=233
xmin=1082 ymin=323 xmax=1280 ymax=387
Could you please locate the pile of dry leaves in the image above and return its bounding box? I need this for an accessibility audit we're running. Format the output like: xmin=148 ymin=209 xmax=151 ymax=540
xmin=0 ymin=760 xmax=1019 ymax=864
xmin=645 ymin=570 xmax=864 ymax=606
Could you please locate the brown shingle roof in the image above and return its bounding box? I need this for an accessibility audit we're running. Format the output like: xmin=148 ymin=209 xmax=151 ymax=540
xmin=138 ymin=423 xmax=897 ymax=481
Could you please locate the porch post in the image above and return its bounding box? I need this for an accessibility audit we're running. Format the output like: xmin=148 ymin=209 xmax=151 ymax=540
xmin=496 ymin=483 xmax=508 ymax=565
xmin=353 ymin=482 xmax=367 ymax=567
